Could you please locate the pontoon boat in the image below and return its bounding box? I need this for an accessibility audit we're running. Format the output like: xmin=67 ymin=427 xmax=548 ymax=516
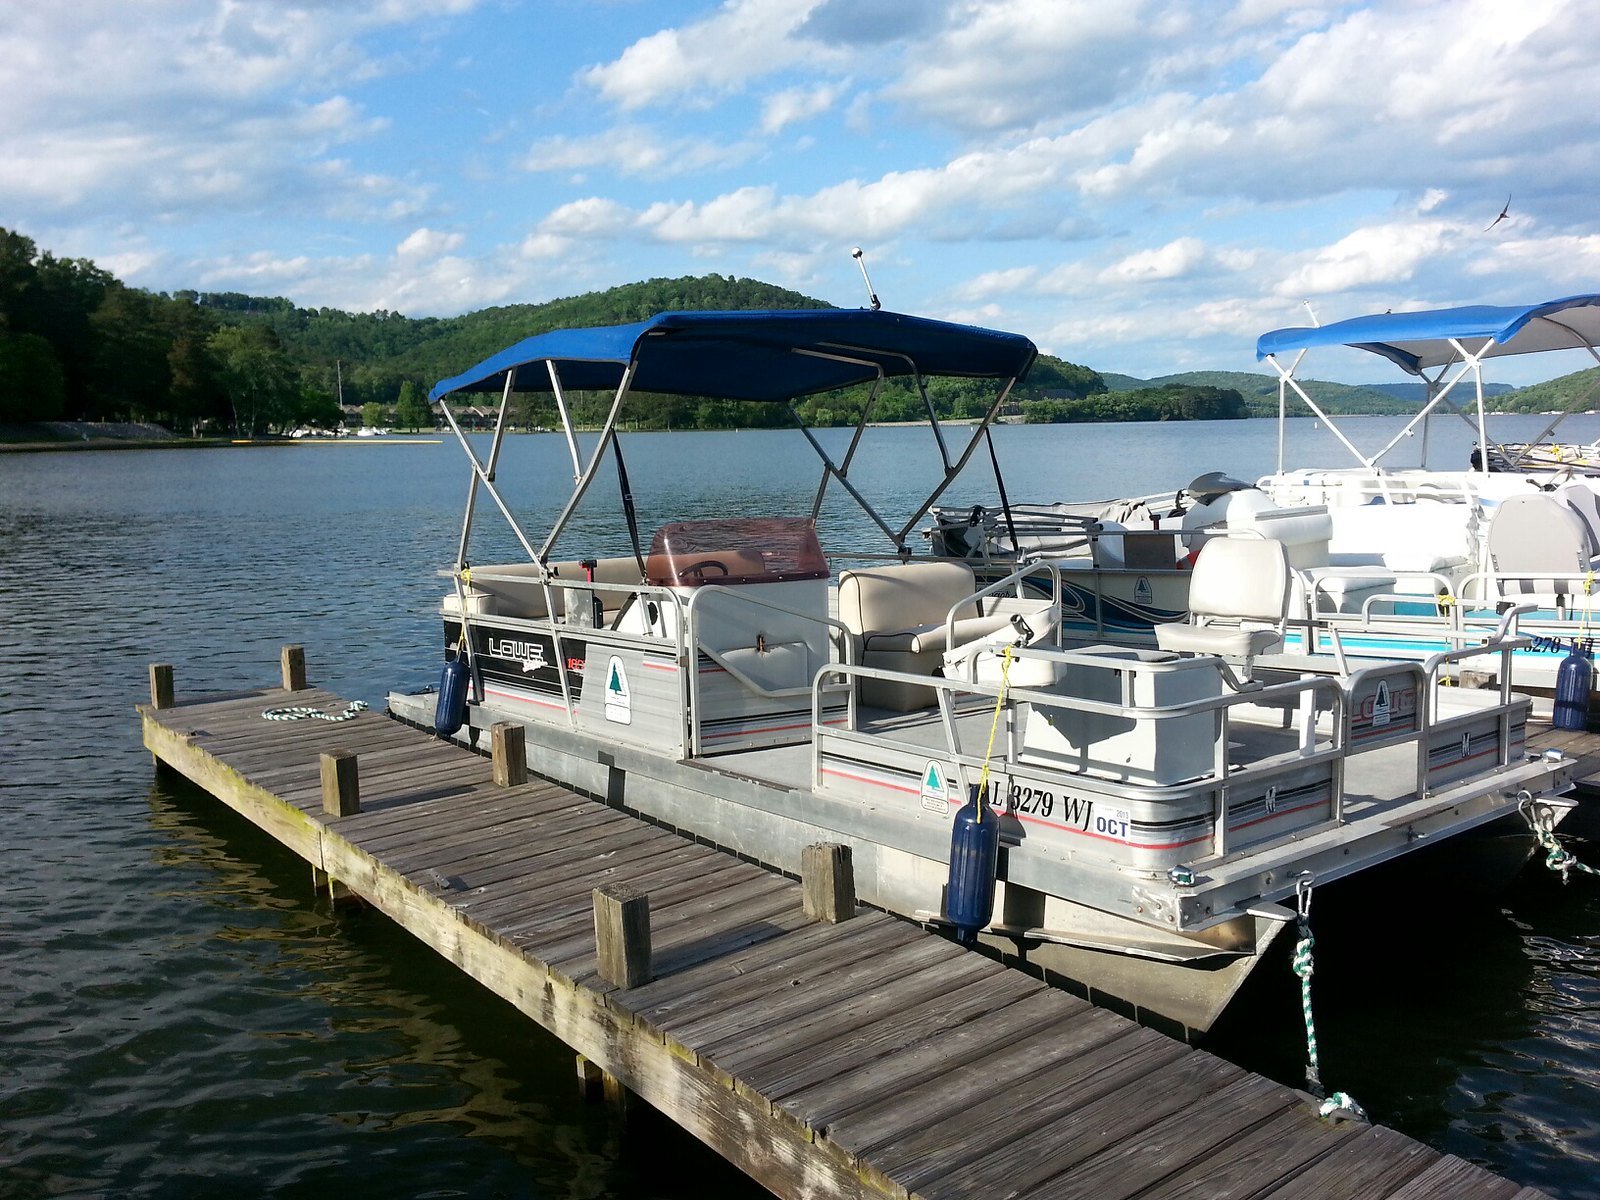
xmin=388 ymin=308 xmax=1573 ymax=1039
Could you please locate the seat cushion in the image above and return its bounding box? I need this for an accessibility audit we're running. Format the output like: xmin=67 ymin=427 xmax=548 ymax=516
xmin=1155 ymin=624 xmax=1283 ymax=659
xmin=838 ymin=561 xmax=979 ymax=634
xmin=864 ymin=614 xmax=1014 ymax=655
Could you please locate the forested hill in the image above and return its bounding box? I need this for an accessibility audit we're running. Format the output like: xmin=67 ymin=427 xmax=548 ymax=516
xmin=1107 ymin=369 xmax=1417 ymax=416
xmin=1492 ymin=366 xmax=1600 ymax=413
xmin=0 ymin=226 xmax=1117 ymax=435
xmin=200 ymin=274 xmax=833 ymax=398
xmin=6 ymin=224 xmax=1594 ymax=437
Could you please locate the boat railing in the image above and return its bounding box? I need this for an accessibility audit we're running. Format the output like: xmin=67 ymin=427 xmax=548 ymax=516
xmin=1300 ymin=571 xmax=1455 ymax=623
xmin=1259 ymin=468 xmax=1486 ymax=510
xmin=812 ymin=649 xmax=1347 ymax=862
xmin=446 ymin=568 xmax=692 ymax=731
xmin=1422 ymin=629 xmax=1532 ymax=718
xmin=684 ymin=584 xmax=857 ymax=756
xmin=943 ymin=559 xmax=1067 ymax=652
xmin=1416 ymin=632 xmax=1534 ymax=789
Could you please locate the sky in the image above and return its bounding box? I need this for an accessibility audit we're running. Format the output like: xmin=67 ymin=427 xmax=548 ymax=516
xmin=5 ymin=0 xmax=1600 ymax=385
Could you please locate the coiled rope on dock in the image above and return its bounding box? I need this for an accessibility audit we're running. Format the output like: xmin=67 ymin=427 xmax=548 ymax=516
xmin=261 ymin=700 xmax=369 ymax=722
xmin=1291 ymin=875 xmax=1367 ymax=1123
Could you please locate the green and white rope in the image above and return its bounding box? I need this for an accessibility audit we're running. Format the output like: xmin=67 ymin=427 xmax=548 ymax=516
xmin=1291 ymin=878 xmax=1367 ymax=1124
xmin=1529 ymin=810 xmax=1599 ymax=884
xmin=262 ymin=700 xmax=369 ymax=722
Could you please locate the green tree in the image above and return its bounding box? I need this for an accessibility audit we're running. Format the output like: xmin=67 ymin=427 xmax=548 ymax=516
xmin=361 ymin=401 xmax=388 ymax=429
xmin=294 ymin=383 xmax=343 ymax=430
xmin=393 ymin=380 xmax=431 ymax=431
xmin=163 ymin=299 xmax=226 ymax=435
xmin=209 ymin=324 xmax=298 ymax=435
xmin=87 ymin=285 xmax=171 ymax=421
xmin=0 ymin=331 xmax=66 ymax=421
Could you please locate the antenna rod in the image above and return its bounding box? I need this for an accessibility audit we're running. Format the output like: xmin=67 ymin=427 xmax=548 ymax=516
xmin=851 ymin=247 xmax=881 ymax=311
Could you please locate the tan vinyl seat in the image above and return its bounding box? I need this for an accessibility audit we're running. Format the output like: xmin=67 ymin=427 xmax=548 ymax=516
xmin=1155 ymin=537 xmax=1291 ymax=681
xmin=838 ymin=560 xmax=1015 ymax=710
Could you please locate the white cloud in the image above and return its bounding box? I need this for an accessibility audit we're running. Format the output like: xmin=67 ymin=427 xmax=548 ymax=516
xmin=1274 ymin=220 xmax=1457 ymax=296
xmin=760 ymin=82 xmax=849 ymax=136
xmin=882 ymin=0 xmax=1162 ymax=134
xmin=397 ymin=228 xmax=465 ymax=258
xmin=1098 ymin=237 xmax=1210 ymax=284
xmin=525 ymin=126 xmax=759 ymax=179
xmin=0 ymin=3 xmax=428 ymax=226
xmin=580 ymin=0 xmax=833 ymax=110
xmin=953 ymin=267 xmax=1040 ymax=301
xmin=539 ymin=197 xmax=638 ymax=238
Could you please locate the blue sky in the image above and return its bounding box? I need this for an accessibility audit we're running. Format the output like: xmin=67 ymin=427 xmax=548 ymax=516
xmin=5 ymin=0 xmax=1600 ymax=384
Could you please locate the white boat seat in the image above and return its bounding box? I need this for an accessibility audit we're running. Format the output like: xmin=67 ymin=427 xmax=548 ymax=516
xmin=1156 ymin=622 xmax=1283 ymax=660
xmin=1297 ymin=565 xmax=1398 ymax=615
xmin=1487 ymin=493 xmax=1598 ymax=595
xmin=1325 ymin=501 xmax=1475 ymax=573
xmin=1556 ymin=484 xmax=1600 ymax=557
xmin=1155 ymin=537 xmax=1291 ymax=682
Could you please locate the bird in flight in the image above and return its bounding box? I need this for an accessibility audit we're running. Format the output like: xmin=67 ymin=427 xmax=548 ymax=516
xmin=1485 ymin=194 xmax=1511 ymax=231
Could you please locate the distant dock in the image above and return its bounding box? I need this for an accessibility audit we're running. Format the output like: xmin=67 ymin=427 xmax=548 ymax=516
xmin=139 ymin=649 xmax=1558 ymax=1199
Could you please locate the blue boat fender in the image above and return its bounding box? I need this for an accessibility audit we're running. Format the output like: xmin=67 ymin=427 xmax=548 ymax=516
xmin=947 ymin=783 xmax=1001 ymax=946
xmin=1552 ymin=640 xmax=1593 ymax=732
xmin=435 ymin=646 xmax=470 ymax=737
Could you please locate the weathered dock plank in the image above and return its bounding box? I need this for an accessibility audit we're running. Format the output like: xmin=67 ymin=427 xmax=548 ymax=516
xmin=138 ymin=672 xmax=1557 ymax=1200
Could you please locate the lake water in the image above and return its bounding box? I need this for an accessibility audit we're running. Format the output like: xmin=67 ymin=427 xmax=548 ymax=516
xmin=2 ymin=414 xmax=1597 ymax=1198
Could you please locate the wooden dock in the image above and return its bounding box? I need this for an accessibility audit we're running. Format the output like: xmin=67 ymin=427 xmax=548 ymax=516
xmin=139 ymin=654 xmax=1561 ymax=1200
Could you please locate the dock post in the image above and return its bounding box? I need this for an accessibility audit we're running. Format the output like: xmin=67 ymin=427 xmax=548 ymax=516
xmin=576 ymin=1054 xmax=606 ymax=1102
xmin=311 ymin=865 xmax=356 ymax=905
xmin=575 ymin=1054 xmax=636 ymax=1120
xmin=280 ymin=644 xmax=307 ymax=691
xmin=149 ymin=663 xmax=175 ymax=710
xmin=320 ymin=750 xmax=361 ymax=817
xmin=491 ymin=721 xmax=527 ymax=787
xmin=802 ymin=842 xmax=856 ymax=923
xmin=593 ymin=884 xmax=652 ymax=988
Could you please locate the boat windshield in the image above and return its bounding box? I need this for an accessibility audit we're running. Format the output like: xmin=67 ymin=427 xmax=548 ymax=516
xmin=644 ymin=518 xmax=830 ymax=588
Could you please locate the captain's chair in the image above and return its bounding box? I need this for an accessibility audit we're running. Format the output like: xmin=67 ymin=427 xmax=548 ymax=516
xmin=1156 ymin=537 xmax=1291 ymax=683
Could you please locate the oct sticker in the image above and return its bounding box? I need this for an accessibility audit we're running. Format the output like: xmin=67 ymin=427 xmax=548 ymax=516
xmin=1093 ymin=806 xmax=1132 ymax=840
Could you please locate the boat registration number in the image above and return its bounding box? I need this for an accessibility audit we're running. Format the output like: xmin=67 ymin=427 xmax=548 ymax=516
xmin=1001 ymin=776 xmax=1130 ymax=841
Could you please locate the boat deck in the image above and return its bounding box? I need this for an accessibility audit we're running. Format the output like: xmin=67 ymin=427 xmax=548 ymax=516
xmin=138 ymin=659 xmax=1563 ymax=1200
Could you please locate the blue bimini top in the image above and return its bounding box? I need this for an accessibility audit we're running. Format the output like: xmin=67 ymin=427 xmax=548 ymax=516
xmin=1255 ymin=294 xmax=1600 ymax=375
xmin=429 ymin=308 xmax=1038 ymax=403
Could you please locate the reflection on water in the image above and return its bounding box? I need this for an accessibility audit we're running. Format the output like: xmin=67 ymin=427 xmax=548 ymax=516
xmin=1 ymin=424 xmax=1598 ymax=1199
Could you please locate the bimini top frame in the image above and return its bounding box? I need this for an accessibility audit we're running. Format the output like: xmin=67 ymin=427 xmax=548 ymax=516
xmin=1255 ymin=294 xmax=1600 ymax=475
xmin=428 ymin=308 xmax=1038 ymax=571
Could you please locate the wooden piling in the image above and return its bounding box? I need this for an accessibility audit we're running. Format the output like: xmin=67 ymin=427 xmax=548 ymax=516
xmin=802 ymin=842 xmax=856 ymax=924
xmin=319 ymin=750 xmax=360 ymax=817
xmin=593 ymin=884 xmax=651 ymax=989
xmin=491 ymin=721 xmax=527 ymax=787
xmin=576 ymin=1054 xmax=606 ymax=1102
xmin=149 ymin=663 xmax=174 ymax=710
xmin=280 ymin=644 xmax=307 ymax=691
